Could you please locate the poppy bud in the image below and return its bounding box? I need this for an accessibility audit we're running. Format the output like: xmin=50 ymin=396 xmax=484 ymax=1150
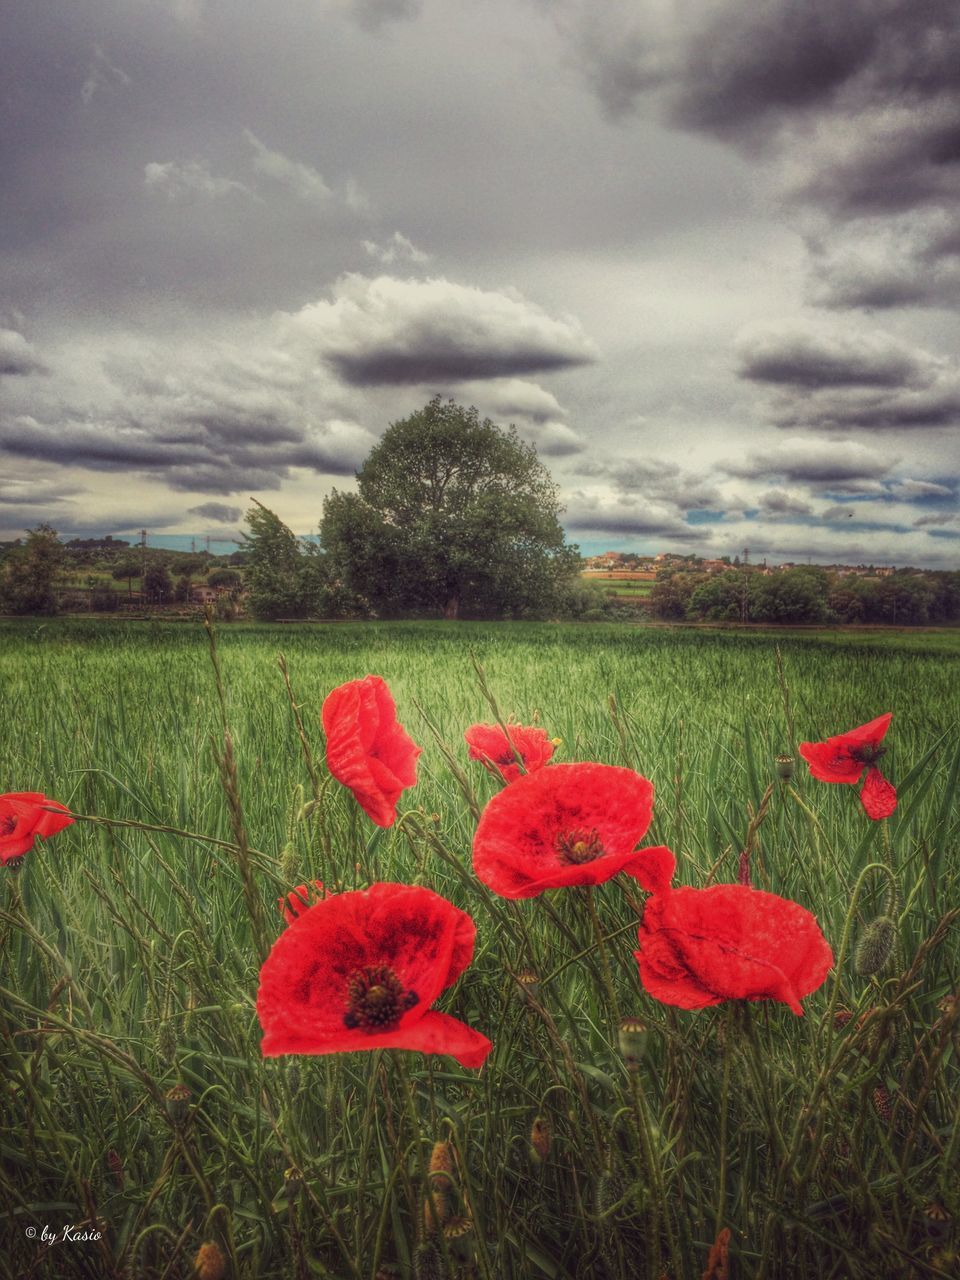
xmin=156 ymin=1019 xmax=178 ymax=1066
xmin=596 ymin=1166 xmax=626 ymax=1217
xmin=280 ymin=841 xmax=299 ymax=885
xmin=855 ymin=916 xmax=896 ymax=977
xmin=192 ymin=1241 xmax=226 ymax=1280
xmin=165 ymin=1083 xmax=192 ymax=1126
xmin=775 ymin=754 xmax=795 ymax=780
xmin=871 ymin=1086 xmax=892 ymax=1124
xmin=428 ymin=1140 xmax=455 ymax=1193
xmin=617 ymin=1017 xmax=648 ymax=1072
xmin=413 ymin=1239 xmax=442 ymax=1280
xmin=529 ymin=1116 xmax=551 ymax=1164
xmin=832 ymin=1008 xmax=853 ymax=1030
xmin=297 ymin=798 xmax=320 ymax=823
xmin=106 ymin=1149 xmax=124 ymax=1190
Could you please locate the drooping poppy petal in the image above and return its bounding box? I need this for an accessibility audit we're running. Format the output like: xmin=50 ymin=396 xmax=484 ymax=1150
xmin=0 ymin=792 xmax=74 ymax=867
xmin=860 ymin=767 xmax=897 ymax=820
xmin=635 ymin=884 xmax=833 ymax=1015
xmin=322 ymin=676 xmax=421 ymax=827
xmin=472 ymin=762 xmax=672 ymax=898
xmin=278 ymin=880 xmax=325 ymax=926
xmin=798 ymin=713 xmax=893 ymax=784
xmin=464 ymin=723 xmax=555 ymax=783
xmin=257 ymin=882 xmax=491 ymax=1068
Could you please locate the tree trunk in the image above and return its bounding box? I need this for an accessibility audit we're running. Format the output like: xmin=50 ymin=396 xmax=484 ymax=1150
xmin=444 ymin=594 xmax=460 ymax=620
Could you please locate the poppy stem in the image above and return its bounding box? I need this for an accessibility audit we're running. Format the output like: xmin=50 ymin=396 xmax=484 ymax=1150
xmin=715 ymin=1005 xmax=734 ymax=1238
xmin=393 ymin=1054 xmax=460 ymax=1279
xmin=584 ymin=885 xmax=621 ymax=1029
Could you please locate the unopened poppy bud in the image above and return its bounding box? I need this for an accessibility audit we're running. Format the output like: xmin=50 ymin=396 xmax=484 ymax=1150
xmin=165 ymin=1083 xmax=191 ymax=1125
xmin=428 ymin=1140 xmax=455 ymax=1193
xmin=156 ymin=1019 xmax=178 ymax=1066
xmin=775 ymin=754 xmax=795 ymax=780
xmin=280 ymin=841 xmax=299 ymax=884
xmin=430 ymin=813 xmax=441 ymax=824
xmin=193 ymin=1241 xmax=227 ymax=1280
xmin=596 ymin=1166 xmax=625 ymax=1217
xmin=832 ymin=1008 xmax=853 ymax=1030
xmin=106 ymin=1149 xmax=124 ymax=1189
xmin=413 ymin=1239 xmax=442 ymax=1280
xmin=529 ymin=1116 xmax=551 ymax=1164
xmin=297 ymin=798 xmax=320 ymax=823
xmin=516 ymin=969 xmax=540 ymax=1002
xmin=871 ymin=1086 xmax=892 ymax=1124
xmin=617 ymin=1017 xmax=648 ymax=1071
xmin=855 ymin=916 xmax=896 ymax=976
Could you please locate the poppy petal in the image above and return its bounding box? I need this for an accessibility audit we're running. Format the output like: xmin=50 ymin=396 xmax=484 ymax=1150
xmin=473 ymin=762 xmax=656 ymax=898
xmin=798 ymin=713 xmax=893 ymax=785
xmin=257 ymin=883 xmax=485 ymax=1064
xmin=0 ymin=792 xmax=73 ymax=866
xmin=636 ymin=885 xmax=833 ymax=1016
xmin=464 ymin=723 xmax=555 ymax=783
xmin=860 ymin=768 xmax=897 ymax=820
xmin=322 ymin=676 xmax=421 ymax=827
xmin=261 ymin=1009 xmax=492 ymax=1068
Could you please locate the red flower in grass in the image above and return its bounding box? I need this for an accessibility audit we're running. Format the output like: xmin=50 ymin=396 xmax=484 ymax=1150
xmin=278 ymin=879 xmax=325 ymax=926
xmin=0 ymin=792 xmax=73 ymax=867
xmin=635 ymin=884 xmax=833 ymax=1015
xmin=464 ymin=722 xmax=555 ymax=783
xmin=257 ymin=882 xmax=492 ymax=1068
xmin=472 ymin=762 xmax=676 ymax=899
xmin=322 ymin=676 xmax=421 ymax=827
xmin=798 ymin=713 xmax=897 ymax=820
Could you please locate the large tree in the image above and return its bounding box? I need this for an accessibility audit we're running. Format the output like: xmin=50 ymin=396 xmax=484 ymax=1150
xmin=0 ymin=524 xmax=63 ymax=614
xmin=321 ymin=397 xmax=579 ymax=618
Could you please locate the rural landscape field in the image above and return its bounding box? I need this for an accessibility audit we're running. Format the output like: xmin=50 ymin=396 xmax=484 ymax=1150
xmin=2 ymin=617 xmax=958 ymax=1279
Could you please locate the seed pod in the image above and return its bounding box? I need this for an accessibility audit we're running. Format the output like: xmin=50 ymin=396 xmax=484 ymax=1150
xmin=775 ymin=754 xmax=795 ymax=780
xmin=516 ymin=969 xmax=540 ymax=1002
xmin=192 ymin=1241 xmax=227 ymax=1280
xmin=443 ymin=1215 xmax=474 ymax=1263
xmin=855 ymin=916 xmax=896 ymax=977
xmin=413 ymin=1239 xmax=442 ymax=1280
xmin=165 ymin=1084 xmax=192 ymax=1126
xmin=529 ymin=1116 xmax=551 ymax=1165
xmin=617 ymin=1017 xmax=648 ymax=1072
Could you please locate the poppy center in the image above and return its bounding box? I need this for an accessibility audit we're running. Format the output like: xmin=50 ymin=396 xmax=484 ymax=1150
xmin=496 ymin=752 xmax=520 ymax=766
xmin=0 ymin=816 xmax=16 ymax=837
xmin=556 ymin=827 xmax=605 ymax=865
xmin=343 ymin=964 xmax=418 ymax=1032
xmin=850 ymin=743 xmax=886 ymax=766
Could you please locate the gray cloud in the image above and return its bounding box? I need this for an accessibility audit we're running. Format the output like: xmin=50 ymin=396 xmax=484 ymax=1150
xmin=348 ymin=0 xmax=422 ymax=33
xmin=736 ymin=323 xmax=940 ymax=389
xmin=144 ymin=159 xmax=249 ymax=202
xmin=0 ymin=328 xmax=47 ymax=376
xmin=187 ymin=502 xmax=243 ymax=522
xmin=914 ymin=512 xmax=959 ymax=527
xmin=289 ymin=274 xmax=598 ymax=386
xmin=757 ymin=488 xmax=813 ymax=516
xmin=363 ymin=232 xmax=430 ymax=265
xmin=727 ymin=437 xmax=898 ymax=484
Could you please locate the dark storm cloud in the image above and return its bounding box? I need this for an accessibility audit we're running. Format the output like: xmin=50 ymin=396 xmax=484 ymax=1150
xmin=726 ymin=438 xmax=897 ymax=484
xmin=348 ymin=0 xmax=422 ymax=34
xmin=757 ymin=489 xmax=813 ymax=517
xmin=580 ymin=457 xmax=725 ymax=511
xmin=293 ymin=275 xmax=598 ymax=387
xmin=561 ymin=0 xmax=960 ymax=307
xmin=564 ymin=507 xmax=707 ymax=541
xmin=736 ymin=325 xmax=937 ymax=390
xmin=187 ymin=502 xmax=243 ymax=523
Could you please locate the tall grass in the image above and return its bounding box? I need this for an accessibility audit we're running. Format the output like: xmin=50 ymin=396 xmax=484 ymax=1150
xmin=2 ymin=619 xmax=958 ymax=1278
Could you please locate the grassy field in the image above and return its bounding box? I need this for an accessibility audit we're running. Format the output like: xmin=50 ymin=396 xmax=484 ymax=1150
xmin=2 ymin=619 xmax=958 ymax=1279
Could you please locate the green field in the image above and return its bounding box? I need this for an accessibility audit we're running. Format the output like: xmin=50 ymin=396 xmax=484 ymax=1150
xmin=2 ymin=619 xmax=958 ymax=1278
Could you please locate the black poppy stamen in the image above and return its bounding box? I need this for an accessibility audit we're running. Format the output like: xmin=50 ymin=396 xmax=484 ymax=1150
xmin=555 ymin=827 xmax=605 ymax=865
xmin=852 ymin=743 xmax=887 ymax=766
xmin=343 ymin=964 xmax=419 ymax=1032
xmin=0 ymin=816 xmax=16 ymax=837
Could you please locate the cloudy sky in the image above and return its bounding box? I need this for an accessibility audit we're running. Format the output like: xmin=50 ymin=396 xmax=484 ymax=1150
xmin=2 ymin=0 xmax=959 ymax=567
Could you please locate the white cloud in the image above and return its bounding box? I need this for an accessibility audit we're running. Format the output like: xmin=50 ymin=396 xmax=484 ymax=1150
xmin=243 ymin=131 xmax=333 ymax=205
xmin=144 ymin=160 xmax=248 ymax=201
xmin=363 ymin=232 xmax=431 ymax=265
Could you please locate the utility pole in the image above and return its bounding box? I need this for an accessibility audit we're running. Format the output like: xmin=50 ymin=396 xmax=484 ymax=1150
xmin=139 ymin=530 xmax=147 ymax=593
xmin=740 ymin=546 xmax=750 ymax=624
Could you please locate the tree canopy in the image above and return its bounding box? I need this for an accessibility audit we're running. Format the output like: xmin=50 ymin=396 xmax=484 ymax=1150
xmin=320 ymin=397 xmax=579 ymax=618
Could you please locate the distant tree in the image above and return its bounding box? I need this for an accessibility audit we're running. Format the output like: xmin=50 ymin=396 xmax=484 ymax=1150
xmin=0 ymin=524 xmax=63 ymax=615
xmin=650 ymin=573 xmax=695 ymax=620
xmin=143 ymin=562 xmax=172 ymax=603
xmin=320 ymin=396 xmax=579 ymax=618
xmin=242 ymin=501 xmax=331 ymax=619
xmin=173 ymin=573 xmax=193 ymax=603
xmin=207 ymin=567 xmax=242 ymax=591
xmin=112 ymin=556 xmax=141 ymax=596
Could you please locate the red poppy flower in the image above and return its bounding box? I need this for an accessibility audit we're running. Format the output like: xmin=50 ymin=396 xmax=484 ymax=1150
xmin=257 ymin=882 xmax=492 ymax=1068
xmin=322 ymin=676 xmax=421 ymax=827
xmin=278 ymin=879 xmax=325 ymax=926
xmin=464 ymin=722 xmax=555 ymax=783
xmin=472 ymin=762 xmax=676 ymax=899
xmin=0 ymin=792 xmax=73 ymax=867
xmin=798 ymin=713 xmax=897 ymax=819
xmin=635 ymin=884 xmax=833 ymax=1015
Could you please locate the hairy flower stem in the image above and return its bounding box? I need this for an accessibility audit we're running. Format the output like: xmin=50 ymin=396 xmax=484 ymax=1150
xmin=584 ymin=886 xmax=621 ymax=1029
xmin=394 ymin=1055 xmax=459 ymax=1279
xmin=715 ymin=1005 xmax=734 ymax=1239
xmin=628 ymin=1071 xmax=684 ymax=1280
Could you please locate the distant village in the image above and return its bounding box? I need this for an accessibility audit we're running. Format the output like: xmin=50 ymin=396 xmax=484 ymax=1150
xmin=582 ymin=551 xmax=898 ymax=578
